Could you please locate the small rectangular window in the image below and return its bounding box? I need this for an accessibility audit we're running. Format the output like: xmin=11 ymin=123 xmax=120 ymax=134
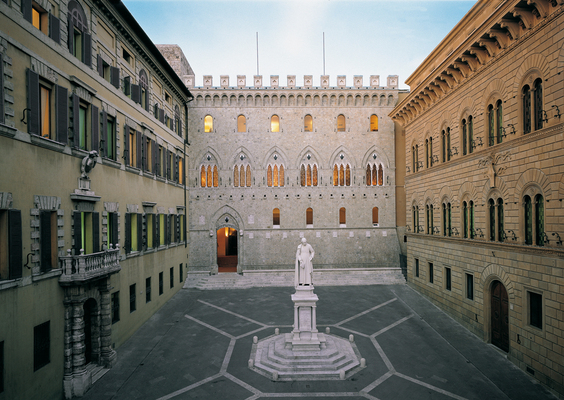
xmin=429 ymin=262 xmax=433 ymax=283
xmin=145 ymin=277 xmax=151 ymax=303
xmin=129 ymin=284 xmax=136 ymax=313
xmin=170 ymin=267 xmax=174 ymax=289
xmin=445 ymin=267 xmax=451 ymax=291
xmin=159 ymin=272 xmax=163 ymax=295
xmin=415 ymin=258 xmax=419 ymax=278
xmin=122 ymin=48 xmax=132 ymax=64
xmin=33 ymin=321 xmax=50 ymax=371
xmin=529 ymin=291 xmax=542 ymax=329
xmin=179 ymin=263 xmax=183 ymax=283
xmin=111 ymin=291 xmax=120 ymax=324
xmin=32 ymin=4 xmax=48 ymax=35
xmin=466 ymin=273 xmax=474 ymax=300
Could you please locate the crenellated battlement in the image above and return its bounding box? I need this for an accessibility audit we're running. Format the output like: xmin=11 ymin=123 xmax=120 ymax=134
xmin=181 ymin=75 xmax=399 ymax=90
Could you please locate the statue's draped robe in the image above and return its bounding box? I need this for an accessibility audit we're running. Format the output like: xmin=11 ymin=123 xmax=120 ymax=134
xmin=295 ymin=243 xmax=314 ymax=286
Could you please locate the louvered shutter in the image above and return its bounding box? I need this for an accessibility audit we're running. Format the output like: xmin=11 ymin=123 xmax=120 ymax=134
xmin=131 ymin=84 xmax=140 ymax=104
xmin=21 ymin=0 xmax=32 ymax=23
xmin=55 ymin=85 xmax=68 ymax=144
xmin=67 ymin=14 xmax=74 ymax=55
xmin=40 ymin=211 xmax=52 ymax=272
xmin=124 ymin=213 xmax=131 ymax=254
xmin=166 ymin=150 xmax=170 ymax=179
xmin=83 ymin=33 xmax=92 ymax=67
xmin=110 ymin=67 xmax=120 ymax=89
xmin=111 ymin=213 xmax=119 ymax=247
xmin=123 ymin=125 xmax=129 ymax=165
xmin=152 ymin=140 xmax=157 ymax=173
xmin=91 ymin=104 xmax=99 ymax=151
xmin=175 ymin=155 xmax=179 ymax=183
xmin=71 ymin=93 xmax=79 ymax=147
xmin=159 ymin=108 xmax=164 ymax=123
xmin=164 ymin=215 xmax=169 ymax=245
xmin=123 ymin=76 xmax=130 ymax=96
xmin=153 ymin=213 xmax=158 ymax=248
xmin=49 ymin=14 xmax=60 ymax=44
xmin=8 ymin=209 xmax=22 ymax=279
xmin=27 ymin=69 xmax=40 ymax=135
xmin=136 ymin=131 xmax=142 ymax=169
xmin=100 ymin=110 xmax=107 ymax=157
xmin=137 ymin=214 xmax=143 ymax=251
xmin=177 ymin=118 xmax=183 ymax=138
xmin=73 ymin=211 xmax=82 ymax=255
xmin=97 ymin=54 xmax=104 ymax=77
xmin=92 ymin=212 xmax=100 ymax=253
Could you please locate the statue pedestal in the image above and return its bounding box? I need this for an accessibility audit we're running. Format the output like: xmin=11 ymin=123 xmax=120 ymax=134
xmin=285 ymin=285 xmax=326 ymax=351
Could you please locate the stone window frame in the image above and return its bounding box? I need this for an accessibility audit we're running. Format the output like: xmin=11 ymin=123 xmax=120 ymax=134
xmin=460 ymin=113 xmax=474 ymax=156
xmin=465 ymin=272 xmax=474 ymax=301
xmin=460 ymin=194 xmax=475 ymax=239
xmin=521 ymin=184 xmax=545 ymax=247
xmin=30 ymin=195 xmax=64 ymax=277
xmin=519 ymin=70 xmax=543 ymax=135
xmin=523 ymin=287 xmax=545 ymax=335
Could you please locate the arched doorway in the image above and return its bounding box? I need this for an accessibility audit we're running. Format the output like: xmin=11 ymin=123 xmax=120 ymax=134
xmin=491 ymin=280 xmax=509 ymax=352
xmin=217 ymin=227 xmax=238 ymax=272
xmin=83 ymin=298 xmax=98 ymax=364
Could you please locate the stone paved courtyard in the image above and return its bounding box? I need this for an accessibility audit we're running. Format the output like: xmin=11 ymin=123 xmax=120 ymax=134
xmin=82 ymin=284 xmax=556 ymax=400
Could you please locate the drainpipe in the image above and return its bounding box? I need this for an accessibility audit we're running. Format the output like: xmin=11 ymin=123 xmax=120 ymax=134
xmin=184 ymin=96 xmax=193 ymax=249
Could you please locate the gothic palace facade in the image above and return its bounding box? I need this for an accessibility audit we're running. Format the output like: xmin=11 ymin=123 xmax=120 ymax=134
xmin=391 ymin=0 xmax=564 ymax=396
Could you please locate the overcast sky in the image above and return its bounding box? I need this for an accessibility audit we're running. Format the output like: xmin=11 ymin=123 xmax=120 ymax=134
xmin=122 ymin=0 xmax=477 ymax=89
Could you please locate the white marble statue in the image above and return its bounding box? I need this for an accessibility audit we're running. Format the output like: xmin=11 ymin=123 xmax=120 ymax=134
xmin=295 ymin=237 xmax=314 ymax=286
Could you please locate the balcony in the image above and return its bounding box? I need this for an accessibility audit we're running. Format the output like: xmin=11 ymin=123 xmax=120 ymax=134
xmin=59 ymin=245 xmax=121 ymax=285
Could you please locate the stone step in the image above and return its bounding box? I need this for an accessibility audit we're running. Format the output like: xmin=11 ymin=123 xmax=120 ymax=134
xmin=269 ymin=341 xmax=344 ymax=365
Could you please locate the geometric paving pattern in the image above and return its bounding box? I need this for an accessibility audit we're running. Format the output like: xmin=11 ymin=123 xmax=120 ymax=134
xmin=82 ymin=285 xmax=556 ymax=400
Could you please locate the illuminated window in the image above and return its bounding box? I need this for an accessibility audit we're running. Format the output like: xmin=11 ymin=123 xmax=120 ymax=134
xmin=339 ymin=207 xmax=346 ymax=226
xmin=370 ymin=114 xmax=378 ymax=131
xmin=273 ymin=208 xmax=280 ymax=226
xmin=237 ymin=115 xmax=246 ymax=132
xmin=178 ymin=157 xmax=183 ymax=185
xmin=32 ymin=5 xmax=48 ymax=34
xmin=39 ymin=85 xmax=51 ymax=139
xmin=372 ymin=207 xmax=379 ymax=226
xmin=271 ymin=115 xmax=280 ymax=132
xmin=337 ymin=114 xmax=346 ymax=132
xmin=128 ymin=128 xmax=136 ymax=167
xmin=204 ymin=115 xmax=213 ymax=132
xmin=306 ymin=208 xmax=313 ymax=226
xmin=304 ymin=114 xmax=313 ymax=132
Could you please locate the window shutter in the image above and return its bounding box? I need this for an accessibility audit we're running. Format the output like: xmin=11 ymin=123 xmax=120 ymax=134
xmin=55 ymin=85 xmax=68 ymax=144
xmin=40 ymin=211 xmax=52 ymax=272
xmin=49 ymin=14 xmax=61 ymax=44
xmin=123 ymin=125 xmax=129 ymax=165
xmin=92 ymin=212 xmax=100 ymax=253
xmin=166 ymin=150 xmax=170 ymax=179
xmin=124 ymin=213 xmax=131 ymax=254
xmin=164 ymin=215 xmax=169 ymax=245
xmin=177 ymin=119 xmax=183 ymax=137
xmin=8 ymin=209 xmax=22 ymax=279
xmin=153 ymin=213 xmax=158 ymax=248
xmin=159 ymin=108 xmax=164 ymax=123
xmin=152 ymin=139 xmax=157 ymax=173
xmin=97 ymin=54 xmax=104 ymax=77
xmin=141 ymin=135 xmax=147 ymax=171
xmin=73 ymin=211 xmax=82 ymax=255
xmin=175 ymin=155 xmax=179 ymax=183
xmin=110 ymin=67 xmax=120 ymax=89
xmin=137 ymin=214 xmax=143 ymax=251
xmin=182 ymin=156 xmax=186 ymax=185
xmin=21 ymin=0 xmax=32 ymax=23
xmin=91 ymin=104 xmax=99 ymax=151
xmin=0 ymin=53 xmax=4 ymax=124
xmin=71 ymin=93 xmax=79 ymax=146
xmin=136 ymin=130 xmax=142 ymax=169
xmin=67 ymin=14 xmax=74 ymax=55
xmin=175 ymin=215 xmax=179 ymax=242
xmin=100 ymin=110 xmax=107 ymax=157
xmin=27 ymin=69 xmax=40 ymax=135
xmin=131 ymin=84 xmax=141 ymax=104
xmin=83 ymin=33 xmax=92 ymax=67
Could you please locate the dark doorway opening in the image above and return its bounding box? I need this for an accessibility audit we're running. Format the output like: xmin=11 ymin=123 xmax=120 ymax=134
xmin=217 ymin=227 xmax=238 ymax=272
xmin=491 ymin=280 xmax=509 ymax=352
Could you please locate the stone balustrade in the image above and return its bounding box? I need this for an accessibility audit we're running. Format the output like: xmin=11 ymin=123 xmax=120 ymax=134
xmin=59 ymin=245 xmax=121 ymax=285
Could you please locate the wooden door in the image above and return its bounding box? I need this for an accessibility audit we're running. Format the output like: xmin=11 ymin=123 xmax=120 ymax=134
xmin=491 ymin=281 xmax=509 ymax=352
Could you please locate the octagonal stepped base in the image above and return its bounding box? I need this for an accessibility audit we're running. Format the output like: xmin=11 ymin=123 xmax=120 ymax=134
xmin=250 ymin=333 xmax=363 ymax=381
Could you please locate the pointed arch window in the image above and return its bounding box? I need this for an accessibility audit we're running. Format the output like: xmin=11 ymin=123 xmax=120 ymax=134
xmin=233 ymin=165 xmax=239 ymax=187
xmin=497 ymin=198 xmax=504 ymax=242
xmin=271 ymin=115 xmax=280 ymax=132
xmin=337 ymin=114 xmax=346 ymax=132
xmin=488 ymin=104 xmax=495 ymax=146
xmin=469 ymin=201 xmax=475 ymax=239
xmin=378 ymin=165 xmax=383 ymax=186
xmin=488 ymin=199 xmax=496 ymax=241
xmin=204 ymin=115 xmax=213 ymax=133
xmin=237 ymin=115 xmax=246 ymax=132
xmin=267 ymin=165 xmax=273 ymax=187
xmin=334 ymin=164 xmax=351 ymax=186
xmin=200 ymin=165 xmax=206 ymax=187
xmin=207 ymin=166 xmax=212 ymax=187
xmin=273 ymin=165 xmax=279 ymax=186
xmin=496 ymin=100 xmax=503 ymax=144
xmin=301 ymin=164 xmax=317 ymax=187
xmin=304 ymin=115 xmax=313 ymax=132
xmin=300 ymin=165 xmax=306 ymax=187
xmin=339 ymin=165 xmax=344 ymax=186
xmin=370 ymin=115 xmax=378 ymax=131
xmin=239 ymin=166 xmax=245 ymax=187
xmin=445 ymin=128 xmax=450 ymax=161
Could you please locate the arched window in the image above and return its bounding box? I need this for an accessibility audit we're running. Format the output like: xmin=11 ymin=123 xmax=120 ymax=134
xmin=273 ymin=208 xmax=280 ymax=226
xmin=233 ymin=165 xmax=239 ymax=187
xmin=300 ymin=165 xmax=306 ymax=187
xmin=307 ymin=165 xmax=312 ymax=186
xmin=488 ymin=104 xmax=495 ymax=146
xmin=524 ymin=195 xmax=532 ymax=245
xmin=463 ymin=201 xmax=468 ymax=238
xmin=204 ymin=115 xmax=213 ymax=133
xmin=469 ymin=201 xmax=475 ymax=239
xmin=497 ymin=198 xmax=504 ymax=243
xmin=533 ymin=79 xmax=543 ymax=131
xmin=496 ymin=100 xmax=503 ymax=144
xmin=139 ymin=69 xmax=148 ymax=110
xmin=412 ymin=206 xmax=419 ymax=232
xmin=213 ymin=166 xmax=218 ymax=187
xmin=370 ymin=115 xmax=378 ymax=131
xmin=490 ymin=198 xmax=505 ymax=242
xmin=200 ymin=165 xmax=206 ymax=187
xmin=339 ymin=165 xmax=344 ymax=186
xmin=441 ymin=131 xmax=445 ymax=162
xmin=271 ymin=115 xmax=280 ymax=132
xmin=462 ymin=119 xmax=468 ymax=155
xmin=246 ymin=165 xmax=251 ymax=187
xmin=425 ymin=138 xmax=429 ymax=168
xmin=207 ymin=166 xmax=212 ymax=187
xmin=426 ymin=204 xmax=434 ymax=235
xmin=68 ymin=0 xmax=90 ymax=64
xmin=333 ymin=165 xmax=338 ymax=187
xmin=468 ymin=116 xmax=474 ymax=153
xmin=337 ymin=114 xmax=346 ymax=132
xmin=334 ymin=164 xmax=351 ymax=186
xmin=339 ymin=207 xmax=346 ymax=226
xmin=346 ymin=165 xmax=351 ymax=186
xmin=237 ymin=115 xmax=246 ymax=132
xmin=267 ymin=165 xmax=273 ymax=187
xmin=306 ymin=208 xmax=313 ymax=226
xmin=366 ymin=165 xmax=371 ymax=185
xmin=523 ymin=85 xmax=532 ymax=134
xmin=445 ymin=128 xmax=450 ymax=161
xmin=373 ymin=207 xmax=379 ymax=226
xmin=535 ymin=194 xmax=544 ymax=246
xmin=304 ymin=115 xmax=313 ymax=132
xmin=378 ymin=165 xmax=383 ymax=186
xmin=280 ymin=165 xmax=285 ymax=187
xmin=442 ymin=202 xmax=451 ymax=237
xmin=488 ymin=199 xmax=495 ymax=241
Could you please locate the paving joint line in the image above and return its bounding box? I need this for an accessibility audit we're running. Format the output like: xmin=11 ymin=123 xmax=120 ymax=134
xmin=394 ymin=372 xmax=469 ymax=400
xmin=371 ymin=314 xmax=414 ymax=337
xmin=334 ymin=298 xmax=397 ymax=326
xmin=198 ymin=299 xmax=268 ymax=326
xmin=155 ymin=373 xmax=223 ymax=400
xmin=184 ymin=314 xmax=234 ymax=339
